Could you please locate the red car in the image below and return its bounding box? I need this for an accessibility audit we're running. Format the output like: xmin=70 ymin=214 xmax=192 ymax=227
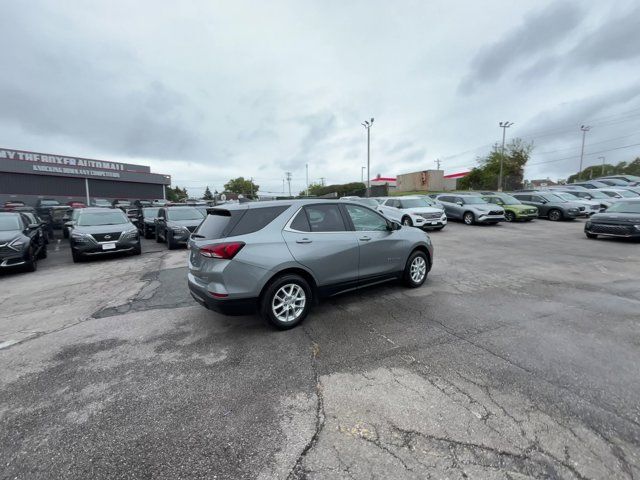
xmin=67 ymin=201 xmax=86 ymax=208
xmin=3 ymin=201 xmax=26 ymax=211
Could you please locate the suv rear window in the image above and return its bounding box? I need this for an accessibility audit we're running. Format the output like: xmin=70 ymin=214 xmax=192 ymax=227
xmin=195 ymin=205 xmax=290 ymax=239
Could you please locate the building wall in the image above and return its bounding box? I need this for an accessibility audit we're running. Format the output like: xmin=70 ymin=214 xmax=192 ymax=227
xmin=0 ymin=172 xmax=164 ymax=206
xmin=396 ymin=170 xmax=445 ymax=192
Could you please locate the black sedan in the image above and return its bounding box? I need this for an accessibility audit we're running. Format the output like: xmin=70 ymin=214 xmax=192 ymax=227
xmin=0 ymin=212 xmax=47 ymax=272
xmin=585 ymin=199 xmax=640 ymax=239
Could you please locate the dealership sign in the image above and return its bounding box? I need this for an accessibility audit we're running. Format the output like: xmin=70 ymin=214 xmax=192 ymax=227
xmin=0 ymin=147 xmax=170 ymax=184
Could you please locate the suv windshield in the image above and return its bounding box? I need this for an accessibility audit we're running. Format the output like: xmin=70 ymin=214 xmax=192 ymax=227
xmin=77 ymin=211 xmax=128 ymax=226
xmin=606 ymin=201 xmax=640 ymax=214
xmin=555 ymin=193 xmax=579 ymax=201
xmin=494 ymin=195 xmax=520 ymax=205
xmin=540 ymin=193 xmax=565 ymax=202
xmin=143 ymin=208 xmax=160 ymax=217
xmin=462 ymin=196 xmax=487 ymax=204
xmin=40 ymin=200 xmax=60 ymax=206
xmin=401 ymin=199 xmax=430 ymax=208
xmin=167 ymin=208 xmax=205 ymax=221
xmin=0 ymin=215 xmax=21 ymax=231
xmin=353 ymin=198 xmax=379 ymax=208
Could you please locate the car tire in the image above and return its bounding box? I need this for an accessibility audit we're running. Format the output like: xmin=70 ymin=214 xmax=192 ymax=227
xmin=145 ymin=229 xmax=154 ymax=240
xmin=548 ymin=209 xmax=562 ymax=221
xmin=261 ymin=274 xmax=312 ymax=330
xmin=63 ymin=228 xmax=69 ymax=239
xmin=402 ymin=216 xmax=413 ymax=227
xmin=155 ymin=226 xmax=163 ymax=243
xmin=38 ymin=244 xmax=48 ymax=259
xmin=24 ymin=247 xmax=38 ymax=272
xmin=504 ymin=211 xmax=515 ymax=222
xmin=167 ymin=231 xmax=178 ymax=250
xmin=133 ymin=241 xmax=142 ymax=255
xmin=403 ymin=250 xmax=429 ymax=288
xmin=71 ymin=250 xmax=83 ymax=263
xmin=585 ymin=232 xmax=598 ymax=239
xmin=463 ymin=212 xmax=475 ymax=225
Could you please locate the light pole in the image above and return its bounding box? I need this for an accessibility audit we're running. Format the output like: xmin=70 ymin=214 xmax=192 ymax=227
xmin=598 ymin=156 xmax=605 ymax=176
xmin=361 ymin=166 xmax=366 ymax=183
xmin=362 ymin=118 xmax=374 ymax=196
xmin=579 ymin=125 xmax=591 ymax=180
xmin=285 ymin=172 xmax=292 ymax=197
xmin=498 ymin=121 xmax=514 ymax=191
xmin=306 ymin=163 xmax=309 ymax=196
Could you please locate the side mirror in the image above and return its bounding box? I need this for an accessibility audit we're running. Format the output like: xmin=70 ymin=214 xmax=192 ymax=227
xmin=388 ymin=221 xmax=401 ymax=231
xmin=456 ymin=201 xmax=464 ymax=206
xmin=28 ymin=223 xmax=39 ymax=229
xmin=64 ymin=221 xmax=73 ymax=227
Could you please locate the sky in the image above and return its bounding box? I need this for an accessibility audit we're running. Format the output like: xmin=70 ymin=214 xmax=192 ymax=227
xmin=1 ymin=0 xmax=640 ymax=197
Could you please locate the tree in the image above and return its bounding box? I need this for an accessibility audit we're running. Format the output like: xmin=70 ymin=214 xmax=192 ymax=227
xmin=223 ymin=177 xmax=259 ymax=198
xmin=458 ymin=138 xmax=533 ymax=191
xmin=166 ymin=185 xmax=188 ymax=202
xmin=202 ymin=186 xmax=214 ymax=200
xmin=567 ymin=156 xmax=640 ymax=182
xmin=300 ymin=182 xmax=366 ymax=197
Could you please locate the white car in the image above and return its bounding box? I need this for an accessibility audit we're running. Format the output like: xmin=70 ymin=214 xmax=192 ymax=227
xmin=378 ymin=196 xmax=447 ymax=230
xmin=595 ymin=188 xmax=640 ymax=200
xmin=342 ymin=197 xmax=431 ymax=229
xmin=548 ymin=191 xmax=602 ymax=216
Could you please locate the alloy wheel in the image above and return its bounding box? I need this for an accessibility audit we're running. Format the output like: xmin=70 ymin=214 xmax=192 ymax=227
xmin=410 ymin=256 xmax=427 ymax=284
xmin=272 ymin=283 xmax=306 ymax=323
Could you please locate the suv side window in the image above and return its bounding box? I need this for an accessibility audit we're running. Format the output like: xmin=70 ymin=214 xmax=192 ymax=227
xmin=229 ymin=206 xmax=290 ymax=236
xmin=289 ymin=209 xmax=311 ymax=232
xmin=345 ymin=204 xmax=388 ymax=231
xmin=438 ymin=196 xmax=450 ymax=203
xmin=514 ymin=195 xmax=529 ymax=201
xmin=304 ymin=204 xmax=346 ymax=232
xmin=386 ymin=199 xmax=399 ymax=208
xmin=455 ymin=197 xmax=464 ymax=204
xmin=530 ymin=195 xmax=543 ymax=203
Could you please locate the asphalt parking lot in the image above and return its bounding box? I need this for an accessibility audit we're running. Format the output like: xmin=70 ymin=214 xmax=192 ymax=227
xmin=1 ymin=219 xmax=639 ymax=479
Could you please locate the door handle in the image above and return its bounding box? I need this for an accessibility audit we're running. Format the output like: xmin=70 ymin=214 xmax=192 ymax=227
xmin=296 ymin=238 xmax=312 ymax=244
xmin=359 ymin=236 xmax=372 ymax=242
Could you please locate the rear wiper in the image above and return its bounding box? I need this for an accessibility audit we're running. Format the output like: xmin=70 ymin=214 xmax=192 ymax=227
xmin=191 ymin=234 xmax=206 ymax=238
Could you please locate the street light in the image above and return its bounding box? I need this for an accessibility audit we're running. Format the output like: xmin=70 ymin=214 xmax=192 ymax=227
xmin=579 ymin=125 xmax=591 ymax=180
xmin=498 ymin=121 xmax=514 ymax=191
xmin=598 ymin=156 xmax=606 ymax=176
xmin=362 ymin=118 xmax=374 ymax=197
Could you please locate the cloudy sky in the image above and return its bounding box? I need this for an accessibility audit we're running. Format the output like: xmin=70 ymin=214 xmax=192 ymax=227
xmin=1 ymin=0 xmax=640 ymax=196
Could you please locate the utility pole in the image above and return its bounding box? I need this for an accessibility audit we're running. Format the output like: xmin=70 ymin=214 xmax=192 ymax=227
xmin=361 ymin=118 xmax=374 ymax=196
xmin=579 ymin=125 xmax=591 ymax=180
xmin=285 ymin=172 xmax=292 ymax=197
xmin=319 ymin=177 xmax=326 ymax=186
xmin=305 ymin=163 xmax=309 ymax=196
xmin=435 ymin=158 xmax=441 ymax=170
xmin=498 ymin=121 xmax=514 ymax=191
xmin=282 ymin=178 xmax=285 ymax=193
xmin=598 ymin=156 xmax=605 ymax=176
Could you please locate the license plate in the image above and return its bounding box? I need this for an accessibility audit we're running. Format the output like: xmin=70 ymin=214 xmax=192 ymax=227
xmin=430 ymin=221 xmax=438 ymax=225
xmin=102 ymin=243 xmax=116 ymax=250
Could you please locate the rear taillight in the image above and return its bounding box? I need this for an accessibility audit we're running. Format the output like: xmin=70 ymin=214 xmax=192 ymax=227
xmin=200 ymin=242 xmax=245 ymax=259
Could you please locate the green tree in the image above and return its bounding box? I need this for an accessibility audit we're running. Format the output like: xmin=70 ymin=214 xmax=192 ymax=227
xmin=202 ymin=186 xmax=214 ymax=200
xmin=223 ymin=177 xmax=259 ymax=198
xmin=458 ymin=138 xmax=533 ymax=191
xmin=567 ymin=156 xmax=640 ymax=182
xmin=166 ymin=186 xmax=188 ymax=202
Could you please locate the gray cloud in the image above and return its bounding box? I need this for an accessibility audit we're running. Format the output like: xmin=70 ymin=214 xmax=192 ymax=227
xmin=459 ymin=2 xmax=585 ymax=93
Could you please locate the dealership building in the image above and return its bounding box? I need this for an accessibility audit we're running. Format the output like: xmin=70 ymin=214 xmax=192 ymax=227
xmin=0 ymin=148 xmax=171 ymax=206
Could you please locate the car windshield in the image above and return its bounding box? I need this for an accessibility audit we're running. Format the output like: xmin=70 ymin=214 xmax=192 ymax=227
xmin=614 ymin=190 xmax=638 ymax=198
xmin=0 ymin=215 xmax=21 ymax=231
xmin=605 ymin=201 xmax=640 ymax=213
xmin=401 ymin=199 xmax=431 ymax=208
xmin=72 ymin=210 xmax=81 ymax=220
xmin=167 ymin=208 xmax=205 ymax=221
xmin=143 ymin=208 xmax=160 ymax=217
xmin=77 ymin=211 xmax=128 ymax=226
xmin=581 ymin=190 xmax=608 ymax=199
xmin=40 ymin=200 xmax=60 ymax=206
xmin=494 ymin=195 xmax=520 ymax=205
xmin=462 ymin=196 xmax=487 ymax=204
xmin=541 ymin=193 xmax=565 ymax=202
xmin=555 ymin=193 xmax=579 ymax=201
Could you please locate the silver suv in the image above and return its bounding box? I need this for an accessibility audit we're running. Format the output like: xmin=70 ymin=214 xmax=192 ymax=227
xmin=188 ymin=200 xmax=434 ymax=329
xmin=436 ymin=194 xmax=505 ymax=225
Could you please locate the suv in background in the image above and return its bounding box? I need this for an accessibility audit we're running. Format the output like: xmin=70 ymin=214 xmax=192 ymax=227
xmin=436 ymin=194 xmax=505 ymax=225
xmin=344 ymin=197 xmax=431 ymax=230
xmin=155 ymin=206 xmax=205 ymax=249
xmin=69 ymin=208 xmax=141 ymax=262
xmin=377 ymin=197 xmax=447 ymax=230
xmin=551 ymin=188 xmax=615 ymax=210
xmin=35 ymin=198 xmax=70 ymax=229
xmin=111 ymin=199 xmax=131 ymax=210
xmin=511 ymin=192 xmax=581 ymax=221
xmin=62 ymin=208 xmax=82 ymax=238
xmin=479 ymin=192 xmax=538 ymax=222
xmin=138 ymin=206 xmax=160 ymax=238
xmin=0 ymin=211 xmax=47 ymax=272
xmin=188 ymin=200 xmax=433 ymax=329
xmin=546 ymin=191 xmax=601 ymax=216
xmin=91 ymin=198 xmax=112 ymax=208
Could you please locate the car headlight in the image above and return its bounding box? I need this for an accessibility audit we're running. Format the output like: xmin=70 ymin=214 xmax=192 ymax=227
xmin=8 ymin=237 xmax=26 ymax=251
xmin=122 ymin=228 xmax=138 ymax=239
xmin=171 ymin=226 xmax=189 ymax=233
xmin=634 ymin=225 xmax=640 ymax=231
xmin=585 ymin=221 xmax=591 ymax=228
xmin=569 ymin=208 xmax=578 ymax=212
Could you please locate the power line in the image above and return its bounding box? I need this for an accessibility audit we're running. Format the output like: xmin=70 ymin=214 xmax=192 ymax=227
xmin=527 ymin=142 xmax=640 ymax=167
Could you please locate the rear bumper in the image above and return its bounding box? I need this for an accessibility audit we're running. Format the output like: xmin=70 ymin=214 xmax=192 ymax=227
xmin=188 ymin=275 xmax=257 ymax=315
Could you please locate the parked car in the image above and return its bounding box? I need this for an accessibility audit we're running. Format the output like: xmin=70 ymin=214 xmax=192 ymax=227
xmin=187 ymin=200 xmax=433 ymax=329
xmin=35 ymin=198 xmax=70 ymax=229
xmin=511 ymin=192 xmax=582 ymax=221
xmin=377 ymin=196 xmax=447 ymax=230
xmin=67 ymin=201 xmax=86 ymax=208
xmin=138 ymin=207 xmax=161 ymax=239
xmin=598 ymin=175 xmax=640 ymax=183
xmin=436 ymin=194 xmax=504 ymax=225
xmin=344 ymin=197 xmax=433 ymax=229
xmin=2 ymin=200 xmax=26 ymax=210
xmin=570 ymin=181 xmax=610 ymax=190
xmin=19 ymin=211 xmax=50 ymax=245
xmin=584 ymin=199 xmax=640 ymax=240
xmin=152 ymin=199 xmax=168 ymax=206
xmin=124 ymin=208 xmax=140 ymax=225
xmin=545 ymin=191 xmax=601 ymax=216
xmin=479 ymin=192 xmax=538 ymax=222
xmin=69 ymin=208 xmax=141 ymax=262
xmin=550 ymin=188 xmax=616 ymax=210
xmin=133 ymin=200 xmax=153 ymax=209
xmin=155 ymin=206 xmax=205 ymax=249
xmin=111 ymin=199 xmax=132 ymax=210
xmin=91 ymin=198 xmax=112 ymax=208
xmin=62 ymin=208 xmax=82 ymax=238
xmin=0 ymin=211 xmax=47 ymax=272
xmin=595 ymin=188 xmax=640 ymax=200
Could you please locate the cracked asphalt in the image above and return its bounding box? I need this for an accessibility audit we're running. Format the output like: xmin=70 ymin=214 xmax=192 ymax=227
xmin=1 ymin=219 xmax=639 ymax=479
